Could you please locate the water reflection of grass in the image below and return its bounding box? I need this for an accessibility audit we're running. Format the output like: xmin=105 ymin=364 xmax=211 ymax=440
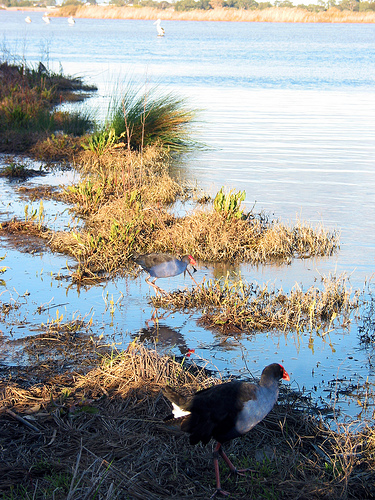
xmin=1 ymin=340 xmax=374 ymax=499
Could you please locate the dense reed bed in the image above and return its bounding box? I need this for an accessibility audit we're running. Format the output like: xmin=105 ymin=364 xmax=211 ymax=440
xmin=1 ymin=340 xmax=374 ymax=499
xmin=54 ymin=5 xmax=375 ymax=24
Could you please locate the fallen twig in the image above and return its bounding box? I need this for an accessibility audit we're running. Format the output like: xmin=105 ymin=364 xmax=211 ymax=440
xmin=6 ymin=408 xmax=41 ymax=433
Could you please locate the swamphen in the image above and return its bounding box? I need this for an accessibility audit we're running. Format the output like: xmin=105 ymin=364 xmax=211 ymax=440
xmin=163 ymin=363 xmax=290 ymax=496
xmin=135 ymin=252 xmax=197 ymax=294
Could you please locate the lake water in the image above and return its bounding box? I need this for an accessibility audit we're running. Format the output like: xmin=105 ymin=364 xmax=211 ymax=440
xmin=1 ymin=10 xmax=375 ymax=422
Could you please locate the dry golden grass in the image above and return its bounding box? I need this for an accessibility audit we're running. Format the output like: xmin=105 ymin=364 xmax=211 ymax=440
xmin=152 ymin=272 xmax=359 ymax=336
xmin=30 ymin=134 xmax=84 ymax=163
xmin=162 ymin=210 xmax=338 ymax=263
xmin=53 ymin=5 xmax=375 ymax=24
xmin=1 ymin=146 xmax=339 ymax=280
xmin=1 ymin=340 xmax=374 ymax=499
xmin=43 ymin=201 xmax=338 ymax=279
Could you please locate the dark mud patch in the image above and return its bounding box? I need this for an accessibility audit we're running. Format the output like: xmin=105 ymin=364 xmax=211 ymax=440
xmin=17 ymin=185 xmax=61 ymax=202
xmin=0 ymin=225 xmax=50 ymax=255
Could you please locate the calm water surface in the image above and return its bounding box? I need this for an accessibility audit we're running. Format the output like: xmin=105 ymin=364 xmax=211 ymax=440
xmin=1 ymin=11 xmax=375 ymax=421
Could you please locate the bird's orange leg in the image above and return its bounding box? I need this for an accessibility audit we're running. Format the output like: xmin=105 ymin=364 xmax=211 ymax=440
xmin=186 ymin=268 xmax=199 ymax=286
xmin=145 ymin=276 xmax=167 ymax=295
xmin=218 ymin=444 xmax=255 ymax=476
xmin=210 ymin=443 xmax=230 ymax=498
xmin=218 ymin=445 xmax=237 ymax=473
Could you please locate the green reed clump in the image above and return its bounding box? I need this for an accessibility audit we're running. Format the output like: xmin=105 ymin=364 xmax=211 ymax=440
xmin=152 ymin=273 xmax=360 ymax=335
xmin=106 ymin=81 xmax=199 ymax=151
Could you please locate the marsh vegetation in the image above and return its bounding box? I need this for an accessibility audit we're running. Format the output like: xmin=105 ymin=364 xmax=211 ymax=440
xmin=1 ymin=341 xmax=375 ymax=499
xmin=0 ymin=61 xmax=96 ymax=155
xmin=0 ymin=57 xmax=374 ymax=499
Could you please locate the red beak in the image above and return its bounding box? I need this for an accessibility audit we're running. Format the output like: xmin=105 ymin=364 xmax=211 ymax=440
xmin=189 ymin=256 xmax=197 ymax=267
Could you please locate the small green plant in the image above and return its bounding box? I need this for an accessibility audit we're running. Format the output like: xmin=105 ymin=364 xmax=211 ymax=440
xmin=109 ymin=219 xmax=141 ymax=257
xmin=82 ymin=127 xmax=117 ymax=155
xmin=41 ymin=308 xmax=64 ymax=330
xmin=0 ymin=255 xmax=7 ymax=274
xmin=24 ymin=203 xmax=37 ymax=222
xmin=0 ymin=161 xmax=27 ymax=178
xmin=23 ymin=201 xmax=45 ymax=227
xmin=214 ymin=187 xmax=246 ymax=220
xmin=0 ymin=255 xmax=7 ymax=287
xmin=37 ymin=200 xmax=45 ymax=229
xmin=65 ymin=180 xmax=104 ymax=212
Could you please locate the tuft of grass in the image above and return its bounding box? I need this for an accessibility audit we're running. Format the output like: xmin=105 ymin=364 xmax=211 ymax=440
xmin=106 ymin=81 xmax=199 ymax=151
xmin=152 ymin=272 xmax=360 ymax=337
xmin=82 ymin=127 xmax=117 ymax=156
xmin=0 ymin=159 xmax=44 ymax=180
xmin=30 ymin=133 xmax=83 ymax=163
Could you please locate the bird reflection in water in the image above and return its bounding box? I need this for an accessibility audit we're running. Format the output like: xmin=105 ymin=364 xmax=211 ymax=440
xmin=136 ymin=321 xmax=194 ymax=358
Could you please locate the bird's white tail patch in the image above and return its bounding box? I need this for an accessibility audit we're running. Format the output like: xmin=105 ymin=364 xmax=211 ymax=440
xmin=172 ymin=402 xmax=190 ymax=418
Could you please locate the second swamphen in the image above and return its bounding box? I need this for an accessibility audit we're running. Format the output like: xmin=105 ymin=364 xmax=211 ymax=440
xmin=135 ymin=252 xmax=197 ymax=294
xmin=163 ymin=363 xmax=290 ymax=497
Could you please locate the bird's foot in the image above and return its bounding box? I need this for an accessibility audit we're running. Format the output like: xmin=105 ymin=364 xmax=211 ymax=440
xmin=229 ymin=467 xmax=255 ymax=477
xmin=210 ymin=488 xmax=230 ymax=498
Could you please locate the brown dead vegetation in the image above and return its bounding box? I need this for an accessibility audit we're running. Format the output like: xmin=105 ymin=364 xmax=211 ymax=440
xmin=53 ymin=5 xmax=375 ymax=24
xmin=0 ymin=340 xmax=374 ymax=499
xmin=152 ymin=272 xmax=359 ymax=336
xmin=2 ymin=146 xmax=339 ymax=282
xmin=30 ymin=134 xmax=84 ymax=163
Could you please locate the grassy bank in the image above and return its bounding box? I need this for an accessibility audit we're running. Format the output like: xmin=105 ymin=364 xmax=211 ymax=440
xmin=1 ymin=340 xmax=374 ymax=499
xmin=53 ymin=5 xmax=375 ymax=24
xmin=0 ymin=61 xmax=96 ymax=155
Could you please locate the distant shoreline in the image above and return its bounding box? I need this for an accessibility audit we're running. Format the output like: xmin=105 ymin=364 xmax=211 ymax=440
xmin=3 ymin=5 xmax=375 ymax=24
